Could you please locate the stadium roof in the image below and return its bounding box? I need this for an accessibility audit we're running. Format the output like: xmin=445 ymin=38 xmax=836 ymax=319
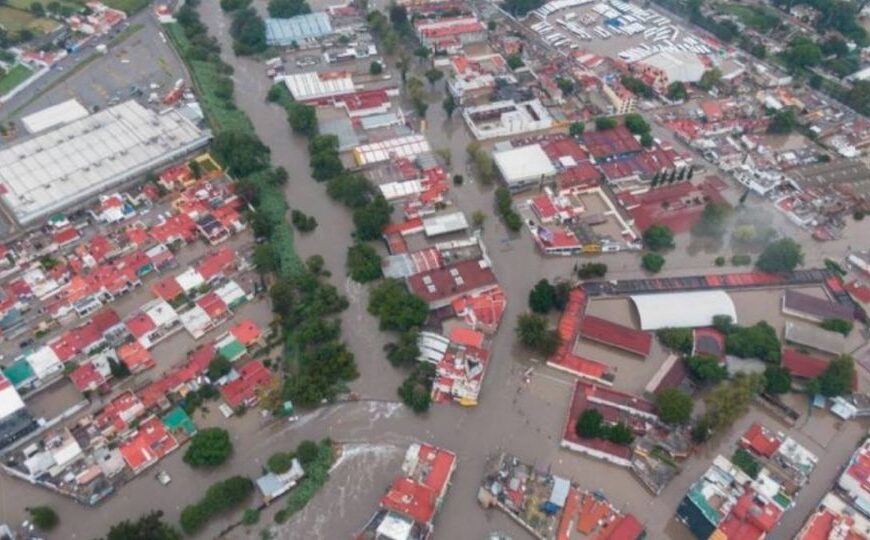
xmin=0 ymin=100 xmax=210 ymax=225
xmin=265 ymin=13 xmax=333 ymax=46
xmin=630 ymin=291 xmax=737 ymax=330
xmin=493 ymin=144 xmax=556 ymax=185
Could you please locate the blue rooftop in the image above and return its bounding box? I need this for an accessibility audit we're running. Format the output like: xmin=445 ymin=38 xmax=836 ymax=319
xmin=266 ymin=13 xmax=333 ymax=46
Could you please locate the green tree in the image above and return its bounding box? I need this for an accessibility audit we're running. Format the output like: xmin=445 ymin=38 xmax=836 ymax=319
xmin=692 ymin=415 xmax=713 ymax=443
xmin=732 ymin=448 xmax=761 ymax=478
xmin=220 ymin=0 xmax=251 ymax=11
xmin=640 ymin=132 xmax=654 ymax=148
xmin=105 ymin=511 xmax=182 ymax=540
xmin=666 ymin=81 xmax=688 ymax=101
xmin=487 ymin=19 xmax=497 ymax=31
xmin=108 ymin=357 xmax=131 ymax=379
xmin=698 ymin=68 xmax=722 ymax=91
xmin=569 ymin=121 xmax=585 ymax=137
xmin=821 ymin=318 xmax=853 ymax=336
xmin=369 ymin=61 xmax=383 ymax=75
xmin=27 ymin=506 xmax=58 ymax=531
xmin=183 ymin=428 xmax=233 ymax=467
xmin=642 ymin=225 xmax=674 ymax=251
xmin=816 ymin=355 xmax=855 ymax=397
xmin=267 ymin=0 xmax=310 ymax=17
xmin=595 ymin=116 xmax=618 ymax=130
xmin=606 ymin=423 xmax=634 ymax=445
xmin=30 ymin=2 xmax=45 ymax=16
xmin=556 ymin=76 xmax=575 ymax=95
xmin=503 ymin=0 xmax=545 ymax=16
xmin=296 ymin=440 xmax=320 ymax=465
xmin=286 ymin=102 xmax=318 ymax=136
xmin=656 ymin=328 xmax=693 ymax=354
xmin=230 ymin=8 xmax=267 ymax=55
xmin=442 ymin=94 xmax=457 ymax=119
xmin=767 ymin=108 xmax=798 ymax=134
xmin=425 ymin=68 xmax=443 ymax=87
xmin=506 ymin=53 xmax=524 ymax=70
xmin=725 ymin=321 xmax=780 ymax=363
xmin=704 ymin=373 xmax=765 ymax=433
xmin=782 ymin=36 xmax=822 ymax=70
xmin=764 ymin=365 xmax=792 ymax=394
xmin=516 ymin=313 xmax=561 ymax=356
xmin=692 ymin=202 xmax=732 ymax=239
xmin=346 ymin=243 xmax=382 ymax=282
xmin=655 ymin=388 xmax=693 ymax=424
xmin=384 ymin=329 xmax=420 ymax=367
xmin=267 ymin=452 xmax=295 ymax=474
xmin=212 ymin=130 xmax=270 ymax=177
xmin=207 ymin=356 xmax=232 ymax=381
xmin=398 ymin=364 xmax=435 ymax=413
xmin=756 ymin=238 xmax=804 ymax=273
xmin=252 ymin=244 xmax=278 ymax=274
xmin=528 ymin=279 xmax=557 ymax=313
xmin=686 ymin=354 xmax=728 ymax=383
xmin=575 ymin=408 xmax=604 ymax=438
xmin=576 ymin=262 xmax=607 ymax=278
xmin=642 ymin=253 xmax=665 ymax=273
xmin=624 ymin=113 xmax=651 ymax=135
xmin=368 ymin=279 xmax=428 ymax=332
xmin=353 ymin=196 xmax=392 ymax=240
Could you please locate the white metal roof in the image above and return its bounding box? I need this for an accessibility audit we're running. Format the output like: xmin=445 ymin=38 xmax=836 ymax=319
xmin=640 ymin=50 xmax=705 ymax=83
xmin=630 ymin=290 xmax=737 ymax=330
xmin=423 ymin=211 xmax=468 ymax=237
xmin=21 ymin=99 xmax=89 ymax=134
xmin=26 ymin=346 xmax=63 ymax=380
xmin=281 ymin=71 xmax=354 ymax=101
xmin=0 ymin=100 xmax=210 ymax=225
xmin=180 ymin=305 xmax=212 ymax=338
xmin=353 ymin=134 xmax=431 ymax=166
xmin=176 ymin=267 xmax=205 ymax=292
xmin=0 ymin=380 xmax=25 ymax=419
xmin=493 ymin=144 xmax=556 ymax=184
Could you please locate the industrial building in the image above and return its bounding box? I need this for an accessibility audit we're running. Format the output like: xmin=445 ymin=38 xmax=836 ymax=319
xmin=462 ymin=99 xmax=554 ymax=140
xmin=281 ymin=71 xmax=355 ymax=103
xmin=0 ymin=100 xmax=210 ymax=225
xmin=265 ymin=13 xmax=333 ymax=47
xmin=630 ymin=290 xmax=737 ymax=330
xmin=492 ymin=143 xmax=557 ymax=192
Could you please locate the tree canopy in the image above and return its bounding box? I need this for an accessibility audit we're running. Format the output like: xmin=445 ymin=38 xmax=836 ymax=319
xmin=104 ymin=511 xmax=182 ymax=540
xmin=815 ymin=355 xmax=855 ymax=397
xmin=183 ymin=427 xmax=233 ymax=467
xmin=229 ymin=8 xmax=266 ymax=55
xmin=368 ymin=279 xmax=428 ymax=332
xmin=756 ymin=238 xmax=804 ymax=273
xmin=656 ymin=328 xmax=693 ymax=354
xmin=516 ymin=313 xmax=561 ymax=357
xmin=642 ymin=225 xmax=674 ymax=251
xmin=724 ymin=321 xmax=780 ymax=363
xmin=764 ymin=365 xmax=792 ymax=395
xmin=346 ymin=243 xmax=382 ymax=283
xmin=528 ymin=279 xmax=557 ymax=314
xmin=642 ymin=253 xmax=665 ymax=273
xmin=704 ymin=372 xmax=765 ymax=433
xmin=691 ymin=202 xmax=731 ymax=238
xmin=655 ymin=388 xmax=694 ymax=424
xmin=686 ymin=354 xmax=728 ymax=383
xmin=267 ymin=0 xmax=310 ymax=17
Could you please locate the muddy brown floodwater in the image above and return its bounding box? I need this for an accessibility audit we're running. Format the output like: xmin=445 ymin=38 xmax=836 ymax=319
xmin=0 ymin=1 xmax=868 ymax=538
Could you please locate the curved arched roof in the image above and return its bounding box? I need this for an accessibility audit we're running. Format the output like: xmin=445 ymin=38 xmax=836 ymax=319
xmin=630 ymin=290 xmax=737 ymax=330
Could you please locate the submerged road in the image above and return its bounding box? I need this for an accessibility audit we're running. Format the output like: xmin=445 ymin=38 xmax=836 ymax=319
xmin=0 ymin=1 xmax=866 ymax=538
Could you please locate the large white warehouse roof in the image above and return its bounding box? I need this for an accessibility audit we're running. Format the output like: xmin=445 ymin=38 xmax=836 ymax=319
xmin=631 ymin=290 xmax=737 ymax=330
xmin=493 ymin=144 xmax=556 ymax=186
xmin=0 ymin=100 xmax=210 ymax=225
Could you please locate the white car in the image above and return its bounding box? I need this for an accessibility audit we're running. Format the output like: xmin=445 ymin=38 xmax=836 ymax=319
xmin=156 ymin=471 xmax=171 ymax=485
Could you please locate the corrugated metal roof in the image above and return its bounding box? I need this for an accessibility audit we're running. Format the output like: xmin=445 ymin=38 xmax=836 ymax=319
xmin=265 ymin=13 xmax=332 ymax=46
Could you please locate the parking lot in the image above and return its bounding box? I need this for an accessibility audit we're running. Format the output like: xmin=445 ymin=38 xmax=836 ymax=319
xmin=7 ymin=18 xmax=187 ymax=121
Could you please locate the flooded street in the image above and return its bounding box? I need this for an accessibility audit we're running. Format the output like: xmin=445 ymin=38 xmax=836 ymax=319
xmin=0 ymin=2 xmax=867 ymax=539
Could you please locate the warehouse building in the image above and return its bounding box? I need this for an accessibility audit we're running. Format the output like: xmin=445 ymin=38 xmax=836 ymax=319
xmin=0 ymin=100 xmax=210 ymax=226
xmin=493 ymin=143 xmax=557 ymax=192
xmin=281 ymin=71 xmax=355 ymax=103
xmin=631 ymin=291 xmax=737 ymax=330
xmin=265 ymin=13 xmax=333 ymax=47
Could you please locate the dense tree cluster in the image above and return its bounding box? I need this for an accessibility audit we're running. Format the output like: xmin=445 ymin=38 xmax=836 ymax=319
xmin=656 ymin=327 xmax=693 ymax=354
xmin=642 ymin=225 xmax=674 ymax=252
xmin=516 ymin=313 xmax=561 ymax=357
xmin=347 ymin=243 xmax=382 ymax=283
xmin=756 ymin=238 xmax=804 ymax=273
xmin=691 ymin=202 xmax=731 ymax=239
xmin=180 ymin=476 xmax=254 ymax=534
xmin=655 ymin=389 xmax=694 ymax=424
xmin=184 ymin=427 xmax=233 ymax=467
xmin=702 ymin=372 xmax=765 ymax=434
xmin=575 ymin=409 xmax=634 ymax=445
xmin=229 ymin=8 xmax=266 ymax=55
xmin=103 ymin=511 xmax=182 ymax=540
xmin=398 ymin=364 xmax=436 ymax=412
xmin=368 ymin=279 xmax=429 ymax=332
xmin=807 ymin=355 xmax=855 ymax=397
xmin=686 ymin=354 xmax=728 ymax=384
xmin=576 ymin=262 xmax=607 ymax=279
xmin=641 ymin=253 xmax=665 ymax=273
xmin=495 ymin=187 xmax=523 ymax=232
xmin=821 ymin=318 xmax=853 ymax=336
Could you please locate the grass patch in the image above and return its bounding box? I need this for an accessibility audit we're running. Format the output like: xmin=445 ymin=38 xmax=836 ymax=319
xmin=108 ymin=22 xmax=144 ymax=46
xmin=101 ymin=0 xmax=152 ymax=14
xmin=717 ymin=3 xmax=779 ymax=33
xmin=0 ymin=63 xmax=33 ymax=95
xmin=164 ymin=22 xmax=255 ymax=135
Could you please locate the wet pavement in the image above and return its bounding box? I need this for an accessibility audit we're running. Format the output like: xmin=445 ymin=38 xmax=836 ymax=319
xmin=0 ymin=1 xmax=868 ymax=538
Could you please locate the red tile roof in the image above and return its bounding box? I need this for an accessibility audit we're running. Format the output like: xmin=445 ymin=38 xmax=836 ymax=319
xmin=126 ymin=312 xmax=156 ymax=338
xmin=449 ymin=327 xmax=485 ymax=348
xmin=381 ymin=476 xmax=438 ymax=524
xmin=229 ymin=319 xmax=261 ymax=346
xmin=91 ymin=308 xmax=122 ymax=334
xmin=782 ymin=348 xmax=828 ymax=379
xmin=117 ymin=342 xmax=156 ymax=373
xmin=196 ymin=248 xmax=235 ymax=280
xmin=407 ymin=259 xmax=498 ymax=305
xmin=582 ymin=126 xmax=643 ymax=160
xmin=119 ymin=416 xmax=178 ymax=473
xmin=846 ymin=281 xmax=870 ymax=304
xmin=69 ymin=362 xmax=105 ymax=392
xmin=740 ymin=422 xmax=782 ymax=458
xmin=152 ymin=276 xmax=184 ymax=301
xmin=220 ymin=360 xmax=273 ymax=408
xmin=596 ymin=513 xmax=645 ymax=540
xmin=197 ymin=292 xmax=227 ymax=319
xmin=562 ymin=382 xmax=633 ymax=460
xmin=580 ymin=315 xmax=652 ymax=357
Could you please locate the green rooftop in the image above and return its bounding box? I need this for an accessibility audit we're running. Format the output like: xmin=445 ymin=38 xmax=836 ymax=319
xmin=3 ymin=359 xmax=35 ymax=388
xmin=162 ymin=406 xmax=197 ymax=436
